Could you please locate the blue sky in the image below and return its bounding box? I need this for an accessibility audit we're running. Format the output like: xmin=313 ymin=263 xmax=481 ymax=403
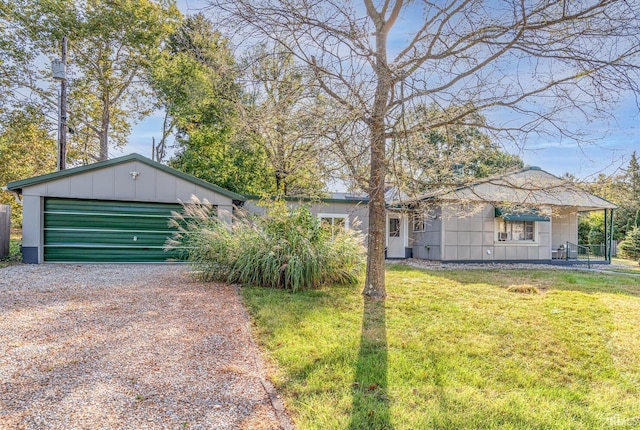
xmin=123 ymin=0 xmax=639 ymax=186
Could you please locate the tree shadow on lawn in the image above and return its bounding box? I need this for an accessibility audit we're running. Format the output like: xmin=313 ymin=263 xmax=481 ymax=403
xmin=349 ymin=297 xmax=392 ymax=430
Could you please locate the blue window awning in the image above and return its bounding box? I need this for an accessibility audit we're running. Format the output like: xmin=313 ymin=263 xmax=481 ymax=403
xmin=495 ymin=207 xmax=550 ymax=222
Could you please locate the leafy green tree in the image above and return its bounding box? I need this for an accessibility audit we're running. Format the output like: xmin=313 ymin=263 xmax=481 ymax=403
xmin=578 ymin=218 xmax=591 ymax=245
xmin=150 ymin=13 xmax=239 ymax=152
xmin=170 ymin=127 xmax=274 ymax=195
xmin=626 ymin=152 xmax=640 ymax=205
xmin=394 ymin=108 xmax=523 ymax=194
xmin=583 ymin=162 xmax=640 ymax=241
xmin=2 ymin=0 xmax=180 ymax=162
xmin=0 ymin=108 xmax=57 ymax=226
xmin=0 ymin=7 xmax=30 ymax=110
xmin=588 ymin=227 xmax=605 ymax=255
xmin=578 ymin=211 xmax=605 ymax=244
xmin=152 ymin=23 xmax=328 ymax=196
xmin=616 ymin=153 xmax=640 ymax=235
xmin=150 ymin=14 xmax=274 ymax=195
xmin=619 ymin=227 xmax=640 ymax=262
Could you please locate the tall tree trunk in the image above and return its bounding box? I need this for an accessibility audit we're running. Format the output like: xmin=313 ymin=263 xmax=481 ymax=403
xmin=275 ymin=171 xmax=285 ymax=195
xmin=99 ymin=103 xmax=110 ymax=161
xmin=362 ymin=2 xmax=394 ymax=299
xmin=363 ymin=79 xmax=390 ymax=299
xmin=363 ymin=115 xmax=387 ymax=299
xmin=155 ymin=111 xmax=173 ymax=162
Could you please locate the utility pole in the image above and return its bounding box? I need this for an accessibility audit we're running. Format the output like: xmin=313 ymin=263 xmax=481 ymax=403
xmin=59 ymin=36 xmax=68 ymax=170
xmin=53 ymin=36 xmax=68 ymax=170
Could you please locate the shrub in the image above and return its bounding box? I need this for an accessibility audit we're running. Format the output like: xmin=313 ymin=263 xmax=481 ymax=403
xmin=166 ymin=197 xmax=366 ymax=291
xmin=619 ymin=226 xmax=640 ymax=262
xmin=0 ymin=238 xmax=21 ymax=267
xmin=577 ymin=219 xmax=590 ymax=245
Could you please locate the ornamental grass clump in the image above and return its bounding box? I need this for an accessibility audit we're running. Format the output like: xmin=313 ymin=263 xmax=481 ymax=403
xmin=165 ymin=197 xmax=366 ymax=291
xmin=165 ymin=196 xmax=239 ymax=281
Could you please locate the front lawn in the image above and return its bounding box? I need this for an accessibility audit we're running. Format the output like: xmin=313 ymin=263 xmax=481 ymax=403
xmin=242 ymin=265 xmax=640 ymax=429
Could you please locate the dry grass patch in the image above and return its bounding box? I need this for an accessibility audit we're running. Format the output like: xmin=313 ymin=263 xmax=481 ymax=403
xmin=506 ymin=284 xmax=540 ymax=294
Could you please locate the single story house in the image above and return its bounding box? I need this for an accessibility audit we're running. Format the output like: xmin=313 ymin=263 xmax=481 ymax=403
xmin=385 ymin=166 xmax=616 ymax=262
xmin=5 ymin=154 xmax=615 ymax=264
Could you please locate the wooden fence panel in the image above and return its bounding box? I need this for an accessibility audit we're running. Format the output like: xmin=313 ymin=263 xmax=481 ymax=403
xmin=0 ymin=205 xmax=10 ymax=258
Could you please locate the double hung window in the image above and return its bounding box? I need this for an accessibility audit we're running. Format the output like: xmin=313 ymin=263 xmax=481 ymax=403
xmin=497 ymin=219 xmax=535 ymax=241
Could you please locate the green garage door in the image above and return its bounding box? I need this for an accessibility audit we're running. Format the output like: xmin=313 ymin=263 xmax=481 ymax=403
xmin=44 ymin=198 xmax=184 ymax=262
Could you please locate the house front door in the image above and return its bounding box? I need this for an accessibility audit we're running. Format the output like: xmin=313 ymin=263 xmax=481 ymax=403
xmin=386 ymin=213 xmax=405 ymax=258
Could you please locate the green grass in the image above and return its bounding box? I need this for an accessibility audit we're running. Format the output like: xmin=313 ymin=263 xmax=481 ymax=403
xmin=608 ymin=258 xmax=640 ymax=275
xmin=242 ymin=265 xmax=640 ymax=429
xmin=0 ymin=229 xmax=22 ymax=268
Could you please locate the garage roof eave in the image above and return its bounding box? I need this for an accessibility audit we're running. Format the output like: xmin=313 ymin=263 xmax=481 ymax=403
xmin=6 ymin=153 xmax=247 ymax=202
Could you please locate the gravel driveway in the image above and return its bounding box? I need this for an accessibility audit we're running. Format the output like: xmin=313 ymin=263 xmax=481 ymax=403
xmin=0 ymin=264 xmax=291 ymax=430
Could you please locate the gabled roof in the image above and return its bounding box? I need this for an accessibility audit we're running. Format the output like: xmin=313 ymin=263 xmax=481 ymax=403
xmin=404 ymin=166 xmax=617 ymax=211
xmin=6 ymin=153 xmax=247 ymax=202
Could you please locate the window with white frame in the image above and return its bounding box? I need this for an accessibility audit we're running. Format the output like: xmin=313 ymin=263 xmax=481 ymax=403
xmin=497 ymin=219 xmax=535 ymax=241
xmin=319 ymin=214 xmax=349 ymax=239
xmin=412 ymin=214 xmax=425 ymax=232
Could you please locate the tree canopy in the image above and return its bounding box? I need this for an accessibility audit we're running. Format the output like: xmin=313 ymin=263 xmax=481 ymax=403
xmin=150 ymin=13 xmax=276 ymax=195
xmin=580 ymin=151 xmax=640 ymax=244
xmin=151 ymin=16 xmax=335 ymax=196
xmin=1 ymin=0 xmax=180 ymax=163
xmin=0 ymin=108 xmax=57 ymax=225
xmin=393 ymin=107 xmax=523 ymax=195
xmin=240 ymin=45 xmax=329 ymax=197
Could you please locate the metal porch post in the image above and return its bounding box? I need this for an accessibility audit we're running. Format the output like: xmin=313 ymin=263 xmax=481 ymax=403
xmin=609 ymin=209 xmax=615 ymax=262
xmin=604 ymin=209 xmax=608 ymax=261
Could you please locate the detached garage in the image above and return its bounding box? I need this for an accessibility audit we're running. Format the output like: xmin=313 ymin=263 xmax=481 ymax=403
xmin=7 ymin=153 xmax=245 ymax=263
